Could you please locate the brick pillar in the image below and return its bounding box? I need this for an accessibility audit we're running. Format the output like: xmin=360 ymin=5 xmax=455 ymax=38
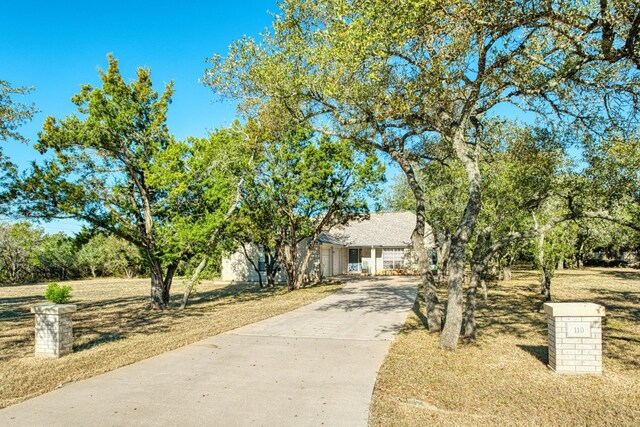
xmin=31 ymin=304 xmax=77 ymax=357
xmin=544 ymin=302 xmax=605 ymax=374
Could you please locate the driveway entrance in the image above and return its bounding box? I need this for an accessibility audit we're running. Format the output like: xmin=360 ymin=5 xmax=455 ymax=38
xmin=0 ymin=276 xmax=418 ymax=426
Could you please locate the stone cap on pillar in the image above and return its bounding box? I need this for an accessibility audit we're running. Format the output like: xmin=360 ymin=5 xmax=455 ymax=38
xmin=31 ymin=303 xmax=77 ymax=315
xmin=543 ymin=302 xmax=605 ymax=317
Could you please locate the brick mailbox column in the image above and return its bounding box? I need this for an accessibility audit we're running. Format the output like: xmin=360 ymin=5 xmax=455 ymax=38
xmin=544 ymin=302 xmax=605 ymax=374
xmin=31 ymin=304 xmax=77 ymax=357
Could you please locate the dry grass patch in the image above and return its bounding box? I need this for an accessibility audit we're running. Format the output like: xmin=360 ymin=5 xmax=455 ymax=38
xmin=370 ymin=268 xmax=640 ymax=427
xmin=0 ymin=277 xmax=344 ymax=408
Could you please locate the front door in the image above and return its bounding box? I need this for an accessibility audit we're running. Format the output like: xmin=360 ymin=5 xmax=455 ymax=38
xmin=348 ymin=248 xmax=361 ymax=273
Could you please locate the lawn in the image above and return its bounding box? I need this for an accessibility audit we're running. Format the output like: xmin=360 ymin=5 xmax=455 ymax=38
xmin=0 ymin=277 xmax=344 ymax=409
xmin=370 ymin=267 xmax=640 ymax=427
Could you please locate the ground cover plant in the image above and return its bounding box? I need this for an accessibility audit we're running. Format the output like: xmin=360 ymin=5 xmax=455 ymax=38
xmin=370 ymin=267 xmax=640 ymax=427
xmin=0 ymin=277 xmax=344 ymax=408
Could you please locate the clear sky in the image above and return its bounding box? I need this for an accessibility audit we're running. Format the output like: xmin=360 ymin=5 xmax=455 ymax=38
xmin=1 ymin=0 xmax=279 ymax=234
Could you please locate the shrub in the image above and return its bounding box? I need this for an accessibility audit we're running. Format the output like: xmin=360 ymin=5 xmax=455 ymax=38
xmin=44 ymin=282 xmax=73 ymax=304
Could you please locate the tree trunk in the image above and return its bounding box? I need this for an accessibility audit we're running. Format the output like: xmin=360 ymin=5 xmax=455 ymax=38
xmin=181 ymin=256 xmax=209 ymax=309
xmin=149 ymin=259 xmax=167 ymax=309
xmin=503 ymin=266 xmax=512 ymax=281
xmin=280 ymin=240 xmax=300 ymax=290
xmin=462 ymin=233 xmax=488 ymax=340
xmin=534 ymin=213 xmax=548 ymax=297
xmin=490 ymin=263 xmax=498 ymax=278
xmin=542 ymin=266 xmax=552 ymax=302
xmin=265 ymin=247 xmax=278 ymax=287
xmin=557 ymin=258 xmax=564 ymax=270
xmin=463 ymin=267 xmax=482 ymax=339
xmin=577 ymin=240 xmax=585 ymax=268
xmin=502 ymin=253 xmax=516 ymax=281
xmin=241 ymin=243 xmax=263 ymax=288
xmin=439 ymin=130 xmax=482 ymax=352
xmin=149 ymin=256 xmax=178 ymax=310
xmin=388 ymin=147 xmax=442 ymax=331
xmin=436 ymin=236 xmax=450 ymax=288
xmin=440 ymin=243 xmax=466 ymax=350
xmin=162 ymin=262 xmax=179 ymax=305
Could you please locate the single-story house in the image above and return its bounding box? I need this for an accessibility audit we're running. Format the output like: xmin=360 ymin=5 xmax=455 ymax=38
xmin=221 ymin=211 xmax=434 ymax=283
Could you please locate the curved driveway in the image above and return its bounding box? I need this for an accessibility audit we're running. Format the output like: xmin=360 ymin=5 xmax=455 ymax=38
xmin=0 ymin=276 xmax=417 ymax=427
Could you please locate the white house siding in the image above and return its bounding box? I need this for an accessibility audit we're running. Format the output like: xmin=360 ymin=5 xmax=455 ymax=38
xmin=375 ymin=248 xmax=384 ymax=274
xmin=320 ymin=246 xmax=331 ymax=277
xmin=221 ymin=213 xmax=432 ymax=282
xmin=221 ymin=246 xmax=287 ymax=283
xmin=222 ymin=243 xmax=334 ymax=283
xmin=221 ymin=244 xmax=424 ymax=282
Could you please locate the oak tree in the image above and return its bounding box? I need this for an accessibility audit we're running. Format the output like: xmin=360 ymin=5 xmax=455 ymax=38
xmin=206 ymin=0 xmax=639 ymax=349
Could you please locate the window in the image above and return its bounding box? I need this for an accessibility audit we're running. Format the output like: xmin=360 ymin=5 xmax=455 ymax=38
xmin=257 ymin=251 xmax=266 ymax=272
xmin=383 ymin=248 xmax=405 ymax=269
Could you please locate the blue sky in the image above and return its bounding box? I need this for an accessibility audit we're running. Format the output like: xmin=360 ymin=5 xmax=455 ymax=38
xmin=1 ymin=0 xmax=279 ymax=234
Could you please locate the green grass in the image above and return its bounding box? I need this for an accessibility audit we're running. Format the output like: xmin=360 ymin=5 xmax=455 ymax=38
xmin=0 ymin=277 xmax=344 ymax=409
xmin=370 ymin=267 xmax=640 ymax=427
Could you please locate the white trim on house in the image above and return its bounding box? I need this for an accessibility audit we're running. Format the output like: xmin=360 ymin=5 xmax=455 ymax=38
xmin=221 ymin=212 xmax=432 ymax=283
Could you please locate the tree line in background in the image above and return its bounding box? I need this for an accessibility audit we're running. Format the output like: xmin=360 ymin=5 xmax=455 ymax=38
xmin=1 ymin=1 xmax=639 ymax=349
xmin=0 ymin=223 xmax=144 ymax=283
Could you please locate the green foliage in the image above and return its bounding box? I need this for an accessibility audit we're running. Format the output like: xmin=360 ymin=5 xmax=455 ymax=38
xmin=0 ymin=222 xmax=149 ymax=284
xmin=35 ymin=233 xmax=78 ymax=281
xmin=148 ymin=125 xmax=255 ymax=266
xmin=239 ymin=124 xmax=384 ymax=289
xmin=584 ymin=132 xmax=640 ymax=224
xmin=76 ymin=234 xmax=143 ymax=278
xmin=0 ymin=80 xmax=37 ymax=213
xmin=44 ymin=282 xmax=72 ymax=304
xmin=17 ymin=55 xmax=252 ymax=307
xmin=0 ymin=222 xmax=43 ymax=283
xmin=0 ymin=80 xmax=37 ymax=143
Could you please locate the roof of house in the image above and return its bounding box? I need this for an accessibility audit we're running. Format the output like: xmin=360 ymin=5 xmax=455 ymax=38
xmin=318 ymin=211 xmax=418 ymax=247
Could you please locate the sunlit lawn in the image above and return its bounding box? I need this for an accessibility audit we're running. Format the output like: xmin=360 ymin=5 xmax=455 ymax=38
xmin=370 ymin=267 xmax=640 ymax=427
xmin=0 ymin=277 xmax=344 ymax=409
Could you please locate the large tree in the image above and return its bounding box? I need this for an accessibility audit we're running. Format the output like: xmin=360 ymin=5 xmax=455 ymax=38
xmin=206 ymin=0 xmax=639 ymax=350
xmin=20 ymin=56 xmax=251 ymax=309
xmin=244 ymin=126 xmax=384 ymax=290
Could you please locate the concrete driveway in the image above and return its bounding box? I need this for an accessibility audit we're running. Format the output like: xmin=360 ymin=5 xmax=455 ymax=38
xmin=0 ymin=276 xmax=417 ymax=427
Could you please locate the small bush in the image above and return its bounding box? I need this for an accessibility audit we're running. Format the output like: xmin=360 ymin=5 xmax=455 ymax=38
xmin=44 ymin=282 xmax=73 ymax=304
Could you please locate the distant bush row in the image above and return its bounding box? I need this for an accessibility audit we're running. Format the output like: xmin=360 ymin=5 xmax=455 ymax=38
xmin=0 ymin=222 xmax=143 ymax=283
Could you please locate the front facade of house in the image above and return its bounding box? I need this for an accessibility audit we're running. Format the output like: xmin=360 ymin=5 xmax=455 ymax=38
xmin=221 ymin=211 xmax=432 ymax=283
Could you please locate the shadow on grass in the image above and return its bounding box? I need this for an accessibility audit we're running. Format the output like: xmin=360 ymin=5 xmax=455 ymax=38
xmin=71 ymin=280 xmax=343 ymax=353
xmin=1 ymin=281 xmax=304 ymax=358
xmin=596 ymin=269 xmax=640 ymax=281
xmin=518 ymin=344 xmax=548 ymax=366
xmin=0 ymin=295 xmax=41 ymax=321
xmin=74 ymin=333 xmax=126 ymax=352
xmin=411 ymin=297 xmax=430 ymax=330
xmin=68 ymin=282 xmax=292 ymax=349
xmin=470 ymin=269 xmax=640 ymax=370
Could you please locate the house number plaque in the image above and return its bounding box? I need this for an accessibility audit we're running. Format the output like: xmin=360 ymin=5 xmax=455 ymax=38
xmin=566 ymin=322 xmax=592 ymax=338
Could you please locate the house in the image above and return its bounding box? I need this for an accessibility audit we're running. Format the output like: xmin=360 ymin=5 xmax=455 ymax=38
xmin=221 ymin=211 xmax=433 ymax=283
